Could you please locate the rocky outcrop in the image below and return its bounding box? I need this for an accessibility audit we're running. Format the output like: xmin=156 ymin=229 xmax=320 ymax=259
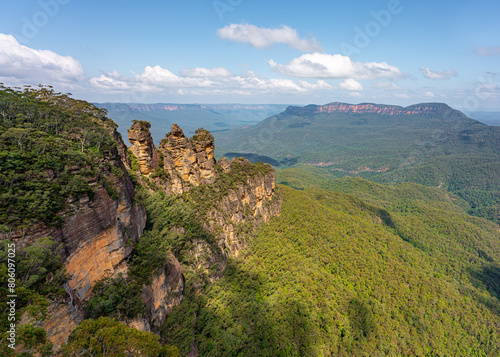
xmin=108 ymin=126 xmax=131 ymax=168
xmin=143 ymin=254 xmax=184 ymax=330
xmin=158 ymin=125 xmax=216 ymax=193
xmin=191 ymin=129 xmax=216 ymax=184
xmin=62 ymin=172 xmax=146 ymax=300
xmin=41 ymin=299 xmax=84 ymax=350
xmin=18 ymin=297 xmax=84 ymax=352
xmin=159 ymin=124 xmax=200 ymax=192
xmin=125 ymin=122 xmax=281 ymax=257
xmin=127 ymin=123 xmax=217 ymax=195
xmin=39 ymin=172 xmax=145 ymax=347
xmin=206 ymin=159 xmax=280 ymax=256
xmin=128 ymin=120 xmax=160 ymax=175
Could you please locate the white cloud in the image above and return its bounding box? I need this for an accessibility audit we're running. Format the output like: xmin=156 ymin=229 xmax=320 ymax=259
xmin=372 ymin=81 xmax=401 ymax=90
xmin=0 ymin=33 xmax=85 ymax=83
xmin=339 ymin=78 xmax=363 ymax=91
xmin=179 ymin=67 xmax=232 ymax=78
xmin=90 ymin=70 xmax=143 ymax=91
xmin=269 ymin=53 xmax=402 ymax=80
xmin=298 ymin=79 xmax=331 ymax=90
xmin=217 ymin=23 xmax=322 ymax=52
xmin=475 ymin=83 xmax=499 ymax=99
xmin=474 ymin=46 xmax=500 ymax=57
xmin=89 ymin=65 xmax=332 ymax=96
xmin=420 ymin=67 xmax=457 ymax=80
xmin=423 ymin=91 xmax=435 ymax=97
xmin=136 ymin=65 xmax=215 ymax=87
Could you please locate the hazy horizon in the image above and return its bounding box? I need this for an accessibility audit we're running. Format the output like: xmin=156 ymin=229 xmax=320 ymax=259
xmin=1 ymin=0 xmax=499 ymax=111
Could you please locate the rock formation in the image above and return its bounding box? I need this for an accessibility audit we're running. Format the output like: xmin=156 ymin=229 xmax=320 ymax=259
xmin=124 ymin=123 xmax=281 ymax=327
xmin=206 ymin=158 xmax=280 ymax=255
xmin=159 ymin=125 xmax=216 ymax=191
xmin=128 ymin=123 xmax=217 ymax=195
xmin=128 ymin=120 xmax=160 ymax=175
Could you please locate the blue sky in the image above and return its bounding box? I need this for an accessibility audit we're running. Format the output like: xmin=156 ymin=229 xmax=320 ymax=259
xmin=0 ymin=0 xmax=499 ymax=109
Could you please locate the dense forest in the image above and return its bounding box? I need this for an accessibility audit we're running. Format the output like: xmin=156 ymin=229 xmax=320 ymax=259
xmin=161 ymin=181 xmax=500 ymax=356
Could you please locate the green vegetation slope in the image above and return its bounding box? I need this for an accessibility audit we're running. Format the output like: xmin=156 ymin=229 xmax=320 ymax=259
xmin=161 ymin=180 xmax=500 ymax=356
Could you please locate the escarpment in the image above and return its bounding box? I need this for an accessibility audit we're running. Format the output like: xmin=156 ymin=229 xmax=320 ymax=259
xmin=1 ymin=125 xmax=147 ymax=349
xmin=126 ymin=124 xmax=280 ymax=241
xmin=204 ymin=158 xmax=280 ymax=255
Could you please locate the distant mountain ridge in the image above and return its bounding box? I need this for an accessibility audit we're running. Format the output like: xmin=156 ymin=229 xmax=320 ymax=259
xmin=95 ymin=102 xmax=288 ymax=145
xmin=285 ymin=102 xmax=466 ymax=117
xmin=214 ymin=101 xmax=500 ymax=222
xmin=98 ymin=103 xmax=285 ymax=112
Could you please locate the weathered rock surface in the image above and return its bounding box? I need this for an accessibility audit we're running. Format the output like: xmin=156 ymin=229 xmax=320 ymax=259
xmin=109 ymin=126 xmax=131 ymax=168
xmin=128 ymin=120 xmax=160 ymax=175
xmin=63 ymin=173 xmax=146 ymax=300
xmin=191 ymin=129 xmax=216 ymax=184
xmin=143 ymin=254 xmax=184 ymax=330
xmin=157 ymin=125 xmax=216 ymax=193
xmin=3 ymin=129 xmax=146 ymax=349
xmin=18 ymin=285 xmax=84 ymax=352
xmin=127 ymin=123 xmax=216 ymax=195
xmin=207 ymin=159 xmax=280 ymax=256
xmin=126 ymin=121 xmax=281 ymax=262
xmin=36 ymin=173 xmax=145 ymax=348
xmin=41 ymin=299 xmax=84 ymax=350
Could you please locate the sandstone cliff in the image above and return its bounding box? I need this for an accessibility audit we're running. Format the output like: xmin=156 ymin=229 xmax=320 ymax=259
xmin=142 ymin=254 xmax=184 ymax=329
xmin=205 ymin=158 xmax=280 ymax=256
xmin=284 ymin=102 xmax=461 ymax=117
xmin=2 ymin=127 xmax=147 ymax=349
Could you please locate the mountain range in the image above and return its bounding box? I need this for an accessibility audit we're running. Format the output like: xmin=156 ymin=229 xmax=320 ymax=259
xmin=95 ymin=102 xmax=288 ymax=145
xmin=214 ymin=102 xmax=500 ymax=223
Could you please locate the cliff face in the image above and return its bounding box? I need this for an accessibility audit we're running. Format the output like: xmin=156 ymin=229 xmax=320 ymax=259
xmin=50 ymin=154 xmax=145 ymax=347
xmin=143 ymin=254 xmax=184 ymax=330
xmin=206 ymin=159 xmax=280 ymax=255
xmin=159 ymin=124 xmax=216 ymax=193
xmin=3 ymin=127 xmax=147 ymax=349
xmin=63 ymin=176 xmax=146 ymax=300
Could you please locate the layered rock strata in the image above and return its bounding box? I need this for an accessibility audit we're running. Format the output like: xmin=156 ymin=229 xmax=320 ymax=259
xmin=128 ymin=123 xmax=217 ymax=195
xmin=128 ymin=120 xmax=160 ymax=175
xmin=207 ymin=159 xmax=280 ymax=256
xmin=2 ymin=127 xmax=147 ymax=349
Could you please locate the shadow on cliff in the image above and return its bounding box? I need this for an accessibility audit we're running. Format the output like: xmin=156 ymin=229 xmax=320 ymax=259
xmin=161 ymin=259 xmax=316 ymax=357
